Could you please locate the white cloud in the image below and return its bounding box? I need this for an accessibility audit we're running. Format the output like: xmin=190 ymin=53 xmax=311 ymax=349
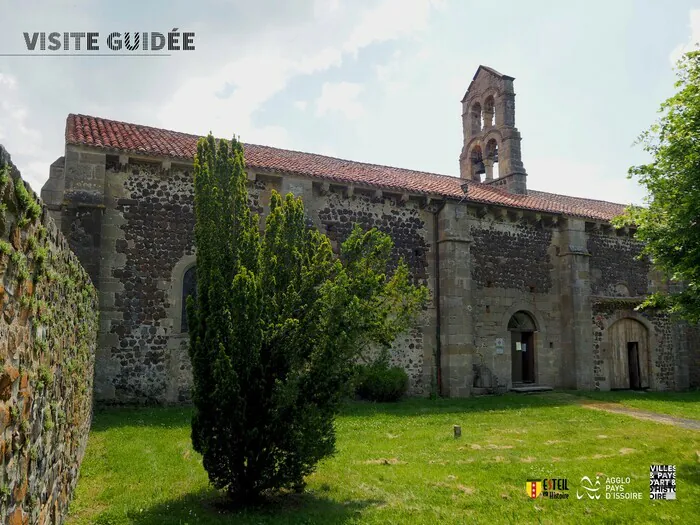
xmin=0 ymin=74 xmax=48 ymax=193
xmin=314 ymin=0 xmax=342 ymax=20
xmin=0 ymin=0 xmax=444 ymax=189
xmin=343 ymin=0 xmax=444 ymax=56
xmin=315 ymin=81 xmax=366 ymax=120
xmin=374 ymin=50 xmax=408 ymax=95
xmin=526 ymin=155 xmax=645 ymax=206
xmin=157 ymin=52 xmax=300 ymax=147
xmin=157 ymin=0 xmax=441 ymax=148
xmin=0 ymin=74 xmax=17 ymax=88
xmin=669 ymin=9 xmax=700 ymax=65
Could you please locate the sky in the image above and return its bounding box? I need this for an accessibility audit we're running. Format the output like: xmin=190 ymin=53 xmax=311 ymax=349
xmin=0 ymin=0 xmax=699 ymax=206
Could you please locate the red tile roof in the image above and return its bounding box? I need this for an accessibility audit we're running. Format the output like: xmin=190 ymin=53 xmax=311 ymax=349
xmin=65 ymin=114 xmax=627 ymax=221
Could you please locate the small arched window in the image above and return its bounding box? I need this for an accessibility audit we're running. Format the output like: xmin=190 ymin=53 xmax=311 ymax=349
xmin=182 ymin=266 xmax=197 ymax=332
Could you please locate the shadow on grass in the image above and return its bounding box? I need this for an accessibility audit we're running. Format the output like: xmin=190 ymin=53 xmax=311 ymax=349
xmin=90 ymin=406 xmax=194 ymax=432
xmin=90 ymin=392 xmax=584 ymax=432
xmin=341 ymin=391 xmax=581 ymax=418
xmin=88 ymin=488 xmax=381 ymax=525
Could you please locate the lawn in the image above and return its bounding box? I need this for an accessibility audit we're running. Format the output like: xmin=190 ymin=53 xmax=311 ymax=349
xmin=571 ymin=390 xmax=700 ymax=421
xmin=68 ymin=393 xmax=699 ymax=525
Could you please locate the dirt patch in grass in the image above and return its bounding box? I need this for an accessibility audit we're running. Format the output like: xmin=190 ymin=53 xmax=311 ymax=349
xmin=364 ymin=458 xmax=405 ymax=465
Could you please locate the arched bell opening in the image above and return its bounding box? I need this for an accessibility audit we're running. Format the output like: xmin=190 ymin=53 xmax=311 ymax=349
xmin=484 ymin=95 xmax=495 ymax=129
xmin=469 ymin=144 xmax=484 ymax=182
xmin=470 ymin=101 xmax=483 ymax=135
xmin=484 ymin=138 xmax=499 ymax=181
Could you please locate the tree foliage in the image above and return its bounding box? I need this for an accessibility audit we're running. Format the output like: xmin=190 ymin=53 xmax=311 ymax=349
xmin=614 ymin=50 xmax=700 ymax=321
xmin=187 ymin=133 xmax=428 ymax=501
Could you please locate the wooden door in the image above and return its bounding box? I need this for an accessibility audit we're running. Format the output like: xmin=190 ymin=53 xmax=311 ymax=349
xmin=608 ymin=319 xmax=649 ymax=389
xmin=511 ymin=331 xmax=535 ymax=384
xmin=511 ymin=332 xmax=522 ymax=383
xmin=522 ymin=332 xmax=535 ymax=383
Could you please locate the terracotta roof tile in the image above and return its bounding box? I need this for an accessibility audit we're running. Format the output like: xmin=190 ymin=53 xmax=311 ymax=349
xmin=65 ymin=114 xmax=627 ymax=221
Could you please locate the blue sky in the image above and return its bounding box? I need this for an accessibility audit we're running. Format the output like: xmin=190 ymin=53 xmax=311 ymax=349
xmin=0 ymin=0 xmax=699 ymax=205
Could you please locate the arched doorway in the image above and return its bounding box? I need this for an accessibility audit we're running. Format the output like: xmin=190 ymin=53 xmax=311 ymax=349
xmin=508 ymin=311 xmax=537 ymax=384
xmin=607 ymin=318 xmax=650 ymax=390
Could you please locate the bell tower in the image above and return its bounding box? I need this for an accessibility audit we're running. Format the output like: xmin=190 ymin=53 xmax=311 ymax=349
xmin=459 ymin=65 xmax=527 ymax=195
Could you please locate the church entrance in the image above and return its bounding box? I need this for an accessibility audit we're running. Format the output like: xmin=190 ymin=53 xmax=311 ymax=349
xmin=508 ymin=311 xmax=537 ymax=384
xmin=608 ymin=319 xmax=650 ymax=390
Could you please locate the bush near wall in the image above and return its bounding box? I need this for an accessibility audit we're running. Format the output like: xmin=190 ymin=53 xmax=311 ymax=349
xmin=0 ymin=145 xmax=99 ymax=525
xmin=355 ymin=351 xmax=409 ymax=402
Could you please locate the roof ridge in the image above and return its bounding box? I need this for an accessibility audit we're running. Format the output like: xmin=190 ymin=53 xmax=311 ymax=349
xmin=68 ymin=113 xmax=203 ymax=140
xmin=528 ymin=189 xmax=629 ymax=208
xmin=67 ymin=113 xmax=470 ymax=184
xmin=63 ymin=113 xmax=628 ymax=221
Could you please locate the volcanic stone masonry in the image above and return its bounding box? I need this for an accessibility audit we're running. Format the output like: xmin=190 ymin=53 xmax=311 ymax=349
xmin=39 ymin=64 xmax=700 ymax=404
xmin=0 ymin=145 xmax=99 ymax=525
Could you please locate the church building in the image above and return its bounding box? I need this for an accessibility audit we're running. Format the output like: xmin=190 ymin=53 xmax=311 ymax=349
xmin=41 ymin=65 xmax=700 ymax=403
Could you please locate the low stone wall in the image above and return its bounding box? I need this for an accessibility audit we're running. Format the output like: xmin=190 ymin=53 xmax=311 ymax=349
xmin=0 ymin=146 xmax=99 ymax=525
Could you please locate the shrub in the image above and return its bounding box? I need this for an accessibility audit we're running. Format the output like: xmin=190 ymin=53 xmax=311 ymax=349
xmin=355 ymin=354 xmax=409 ymax=402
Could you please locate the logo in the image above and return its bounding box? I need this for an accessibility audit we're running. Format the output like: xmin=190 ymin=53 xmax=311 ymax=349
xmin=650 ymin=465 xmax=676 ymax=500
xmin=577 ymin=474 xmax=642 ymax=500
xmin=577 ymin=476 xmax=601 ymax=500
xmin=526 ymin=480 xmax=542 ymax=499
xmin=526 ymin=478 xmax=569 ymax=499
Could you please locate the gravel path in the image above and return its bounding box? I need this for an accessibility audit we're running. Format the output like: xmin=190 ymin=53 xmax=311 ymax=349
xmin=579 ymin=401 xmax=700 ymax=431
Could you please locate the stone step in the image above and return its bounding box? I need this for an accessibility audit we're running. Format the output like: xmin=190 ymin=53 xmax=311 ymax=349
xmin=510 ymin=385 xmax=554 ymax=393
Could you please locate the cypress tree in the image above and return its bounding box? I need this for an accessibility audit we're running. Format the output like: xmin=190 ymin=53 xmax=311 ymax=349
xmin=188 ymin=133 xmax=428 ymax=501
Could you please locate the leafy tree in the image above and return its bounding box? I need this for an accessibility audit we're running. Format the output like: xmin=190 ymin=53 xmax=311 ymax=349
xmin=614 ymin=50 xmax=700 ymax=321
xmin=187 ymin=133 xmax=428 ymax=501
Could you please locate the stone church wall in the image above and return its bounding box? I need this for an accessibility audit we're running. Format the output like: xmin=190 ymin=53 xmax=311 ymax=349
xmin=588 ymin=231 xmax=650 ymax=297
xmin=48 ymin=143 xmax=698 ymax=404
xmin=0 ymin=146 xmax=99 ymax=525
xmin=462 ymin=213 xmax=563 ymax=392
xmin=61 ymin=147 xmax=436 ymax=404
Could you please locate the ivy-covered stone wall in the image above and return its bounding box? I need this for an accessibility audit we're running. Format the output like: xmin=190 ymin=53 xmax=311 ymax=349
xmin=0 ymin=146 xmax=99 ymax=525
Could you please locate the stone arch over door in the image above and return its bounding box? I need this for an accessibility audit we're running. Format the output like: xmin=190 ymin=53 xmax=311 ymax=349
xmin=606 ymin=318 xmax=650 ymax=390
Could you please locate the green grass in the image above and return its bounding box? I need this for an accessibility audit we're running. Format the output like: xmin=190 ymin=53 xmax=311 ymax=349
xmin=68 ymin=393 xmax=700 ymax=525
xmin=572 ymin=390 xmax=700 ymax=420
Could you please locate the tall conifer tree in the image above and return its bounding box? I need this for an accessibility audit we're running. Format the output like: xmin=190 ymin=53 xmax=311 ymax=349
xmin=188 ymin=134 xmax=428 ymax=500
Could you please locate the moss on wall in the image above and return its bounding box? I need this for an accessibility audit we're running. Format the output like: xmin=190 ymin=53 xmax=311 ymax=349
xmin=0 ymin=146 xmax=99 ymax=525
